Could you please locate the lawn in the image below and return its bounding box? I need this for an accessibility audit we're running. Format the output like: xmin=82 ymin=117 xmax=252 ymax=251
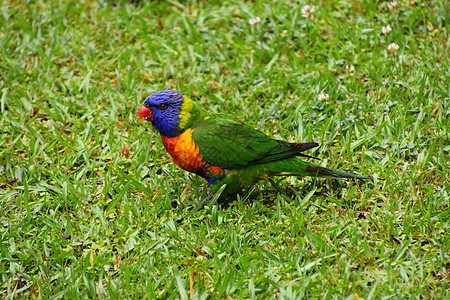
xmin=1 ymin=0 xmax=449 ymax=298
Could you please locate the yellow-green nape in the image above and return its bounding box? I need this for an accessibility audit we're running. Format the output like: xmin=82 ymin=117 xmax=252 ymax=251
xmin=179 ymin=96 xmax=193 ymax=128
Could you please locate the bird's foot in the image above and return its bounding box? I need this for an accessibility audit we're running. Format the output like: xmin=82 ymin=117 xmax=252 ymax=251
xmin=191 ymin=194 xmax=213 ymax=212
xmin=173 ymin=194 xmax=214 ymax=224
xmin=200 ymin=194 xmax=213 ymax=208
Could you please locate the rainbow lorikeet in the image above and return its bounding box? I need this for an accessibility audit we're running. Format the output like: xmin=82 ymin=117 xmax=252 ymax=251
xmin=139 ymin=90 xmax=371 ymax=203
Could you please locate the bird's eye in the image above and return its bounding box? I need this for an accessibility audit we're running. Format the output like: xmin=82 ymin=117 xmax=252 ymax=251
xmin=143 ymin=102 xmax=151 ymax=108
xmin=159 ymin=103 xmax=168 ymax=110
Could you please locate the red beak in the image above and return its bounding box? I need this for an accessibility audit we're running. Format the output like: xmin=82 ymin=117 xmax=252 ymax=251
xmin=139 ymin=106 xmax=153 ymax=121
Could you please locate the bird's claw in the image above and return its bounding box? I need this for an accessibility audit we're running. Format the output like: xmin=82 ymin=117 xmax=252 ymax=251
xmin=191 ymin=194 xmax=213 ymax=212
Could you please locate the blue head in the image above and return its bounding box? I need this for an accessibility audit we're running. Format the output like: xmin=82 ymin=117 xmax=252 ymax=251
xmin=139 ymin=90 xmax=185 ymax=137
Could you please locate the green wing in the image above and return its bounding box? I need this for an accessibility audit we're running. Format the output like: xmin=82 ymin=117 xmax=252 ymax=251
xmin=191 ymin=116 xmax=318 ymax=169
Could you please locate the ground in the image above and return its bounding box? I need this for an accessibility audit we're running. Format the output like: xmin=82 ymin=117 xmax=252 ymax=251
xmin=0 ymin=0 xmax=449 ymax=298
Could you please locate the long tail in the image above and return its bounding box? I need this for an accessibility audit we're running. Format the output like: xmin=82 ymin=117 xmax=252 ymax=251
xmin=303 ymin=162 xmax=372 ymax=180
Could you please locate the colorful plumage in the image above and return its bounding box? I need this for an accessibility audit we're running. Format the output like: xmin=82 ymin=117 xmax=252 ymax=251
xmin=139 ymin=90 xmax=371 ymax=202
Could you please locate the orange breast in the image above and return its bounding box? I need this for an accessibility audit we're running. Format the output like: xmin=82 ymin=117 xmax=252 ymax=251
xmin=160 ymin=129 xmax=225 ymax=183
xmin=161 ymin=128 xmax=205 ymax=173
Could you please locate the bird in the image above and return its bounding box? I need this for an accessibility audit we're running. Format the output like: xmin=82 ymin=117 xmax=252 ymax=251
xmin=139 ymin=90 xmax=372 ymax=203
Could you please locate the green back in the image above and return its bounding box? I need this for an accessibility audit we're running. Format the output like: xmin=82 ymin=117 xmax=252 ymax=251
xmin=190 ymin=114 xmax=317 ymax=169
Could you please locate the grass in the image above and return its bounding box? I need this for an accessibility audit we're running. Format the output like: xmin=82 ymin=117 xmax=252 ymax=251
xmin=0 ymin=0 xmax=449 ymax=298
